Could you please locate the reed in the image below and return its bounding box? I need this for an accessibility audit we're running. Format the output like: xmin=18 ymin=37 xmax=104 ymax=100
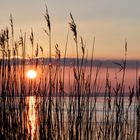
xmin=0 ymin=6 xmax=139 ymax=140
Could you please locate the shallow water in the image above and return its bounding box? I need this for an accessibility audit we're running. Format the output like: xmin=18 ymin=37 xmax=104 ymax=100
xmin=1 ymin=96 xmax=136 ymax=139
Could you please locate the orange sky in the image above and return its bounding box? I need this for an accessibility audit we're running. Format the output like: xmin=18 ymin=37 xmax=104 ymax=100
xmin=0 ymin=0 xmax=140 ymax=60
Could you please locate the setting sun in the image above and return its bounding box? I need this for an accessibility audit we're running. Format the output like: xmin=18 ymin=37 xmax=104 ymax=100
xmin=27 ymin=70 xmax=37 ymax=79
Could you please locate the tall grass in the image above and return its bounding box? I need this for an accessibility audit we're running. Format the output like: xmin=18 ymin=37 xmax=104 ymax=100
xmin=0 ymin=7 xmax=140 ymax=140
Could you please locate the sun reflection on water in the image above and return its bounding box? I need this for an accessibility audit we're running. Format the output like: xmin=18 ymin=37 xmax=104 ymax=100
xmin=27 ymin=96 xmax=37 ymax=140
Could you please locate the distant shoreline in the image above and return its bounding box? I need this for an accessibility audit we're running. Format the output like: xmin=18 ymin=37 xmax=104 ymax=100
xmin=0 ymin=58 xmax=140 ymax=69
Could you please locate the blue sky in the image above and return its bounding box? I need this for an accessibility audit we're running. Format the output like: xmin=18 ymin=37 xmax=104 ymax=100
xmin=0 ymin=0 xmax=140 ymax=59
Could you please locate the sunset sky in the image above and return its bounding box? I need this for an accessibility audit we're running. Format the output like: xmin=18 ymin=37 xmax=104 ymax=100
xmin=0 ymin=0 xmax=140 ymax=59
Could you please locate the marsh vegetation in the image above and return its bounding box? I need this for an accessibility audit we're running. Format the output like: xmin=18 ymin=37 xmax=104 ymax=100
xmin=0 ymin=7 xmax=140 ymax=140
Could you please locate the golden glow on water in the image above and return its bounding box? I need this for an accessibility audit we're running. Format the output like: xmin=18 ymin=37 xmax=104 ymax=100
xmin=27 ymin=96 xmax=37 ymax=140
xmin=27 ymin=70 xmax=37 ymax=79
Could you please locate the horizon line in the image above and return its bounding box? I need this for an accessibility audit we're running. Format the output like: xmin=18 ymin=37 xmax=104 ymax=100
xmin=0 ymin=57 xmax=140 ymax=69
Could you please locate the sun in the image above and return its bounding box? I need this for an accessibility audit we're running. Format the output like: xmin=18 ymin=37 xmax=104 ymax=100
xmin=27 ymin=70 xmax=37 ymax=79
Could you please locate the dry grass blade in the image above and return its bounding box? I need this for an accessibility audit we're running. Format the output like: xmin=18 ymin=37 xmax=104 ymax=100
xmin=43 ymin=28 xmax=49 ymax=36
xmin=80 ymin=37 xmax=85 ymax=55
xmin=30 ymin=28 xmax=34 ymax=46
xmin=114 ymin=62 xmax=125 ymax=72
xmin=35 ymin=43 xmax=39 ymax=57
xmin=69 ymin=13 xmax=77 ymax=41
xmin=128 ymin=85 xmax=134 ymax=107
xmin=10 ymin=14 xmax=14 ymax=38
xmin=44 ymin=5 xmax=51 ymax=32
xmin=125 ymin=40 xmax=127 ymax=56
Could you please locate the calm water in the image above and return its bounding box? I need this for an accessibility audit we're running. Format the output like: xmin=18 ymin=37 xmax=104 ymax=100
xmin=24 ymin=96 xmax=137 ymax=139
xmin=1 ymin=65 xmax=139 ymax=94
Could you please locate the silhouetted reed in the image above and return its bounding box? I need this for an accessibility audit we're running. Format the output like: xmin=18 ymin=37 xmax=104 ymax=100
xmin=0 ymin=6 xmax=139 ymax=140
